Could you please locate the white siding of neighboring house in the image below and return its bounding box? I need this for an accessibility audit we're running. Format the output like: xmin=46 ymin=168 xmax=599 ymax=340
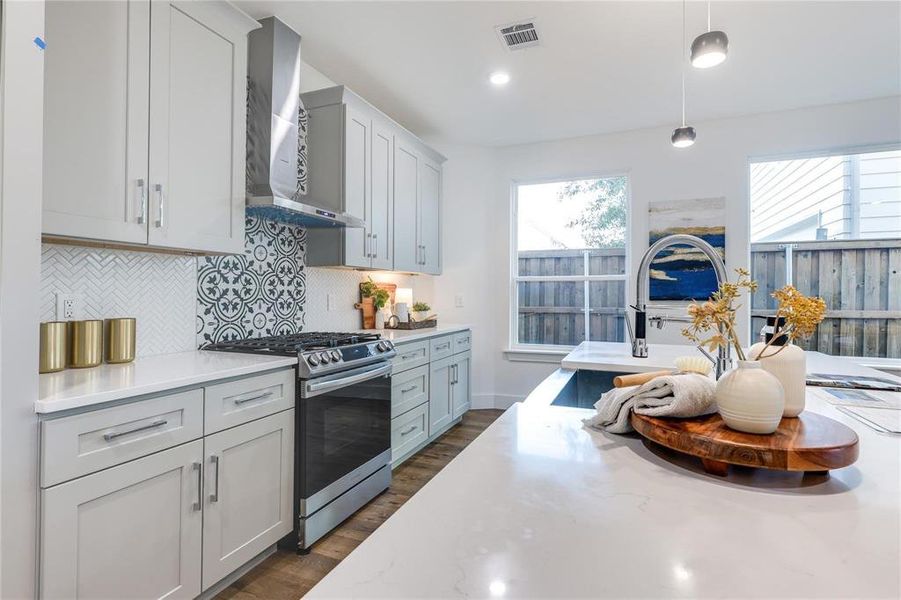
xmin=750 ymin=149 xmax=901 ymax=242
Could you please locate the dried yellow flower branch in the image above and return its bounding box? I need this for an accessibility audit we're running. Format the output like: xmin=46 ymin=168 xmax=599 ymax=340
xmin=752 ymin=285 xmax=827 ymax=360
xmin=681 ymin=268 xmax=757 ymax=362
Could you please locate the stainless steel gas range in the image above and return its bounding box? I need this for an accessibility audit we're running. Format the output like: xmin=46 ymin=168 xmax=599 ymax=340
xmin=206 ymin=332 xmax=396 ymax=551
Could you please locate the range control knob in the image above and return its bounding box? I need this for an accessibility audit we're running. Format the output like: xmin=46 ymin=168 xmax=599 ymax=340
xmin=330 ymin=350 xmax=341 ymax=362
xmin=377 ymin=341 xmax=389 ymax=352
xmin=306 ymin=354 xmax=320 ymax=367
xmin=319 ymin=351 xmax=331 ymax=363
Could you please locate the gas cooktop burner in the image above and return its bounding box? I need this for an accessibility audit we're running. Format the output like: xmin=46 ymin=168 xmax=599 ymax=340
xmin=205 ymin=331 xmax=382 ymax=356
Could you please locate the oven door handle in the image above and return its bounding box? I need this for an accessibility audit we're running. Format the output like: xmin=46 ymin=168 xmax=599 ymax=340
xmin=302 ymin=362 xmax=393 ymax=398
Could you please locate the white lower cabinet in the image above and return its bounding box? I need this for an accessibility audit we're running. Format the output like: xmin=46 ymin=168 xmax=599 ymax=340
xmin=390 ymin=403 xmax=429 ymax=464
xmin=39 ymin=368 xmax=297 ymax=599
xmin=451 ymin=351 xmax=472 ymax=419
xmin=428 ymin=356 xmax=454 ymax=436
xmin=202 ymin=409 xmax=294 ymax=590
xmin=40 ymin=440 xmax=203 ymax=600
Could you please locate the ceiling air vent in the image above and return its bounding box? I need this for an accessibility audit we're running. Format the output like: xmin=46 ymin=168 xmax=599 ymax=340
xmin=496 ymin=20 xmax=540 ymax=51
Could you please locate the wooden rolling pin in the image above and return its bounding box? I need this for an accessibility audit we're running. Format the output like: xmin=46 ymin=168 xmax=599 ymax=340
xmin=613 ymin=370 xmax=674 ymax=388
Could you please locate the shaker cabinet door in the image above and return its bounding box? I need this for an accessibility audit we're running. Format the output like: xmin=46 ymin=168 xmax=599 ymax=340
xmin=40 ymin=441 xmax=203 ymax=600
xmin=147 ymin=0 xmax=247 ymax=254
xmin=451 ymin=351 xmax=472 ymax=419
xmin=393 ymin=139 xmax=420 ymax=272
xmin=201 ymin=410 xmax=294 ymax=591
xmin=370 ymin=120 xmax=395 ymax=270
xmin=42 ymin=0 xmax=150 ymax=245
xmin=428 ymin=356 xmax=454 ymax=436
xmin=342 ymin=105 xmax=372 ymax=268
xmin=418 ymin=156 xmax=442 ymax=275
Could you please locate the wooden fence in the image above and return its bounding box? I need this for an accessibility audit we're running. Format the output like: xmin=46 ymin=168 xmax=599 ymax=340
xmin=750 ymin=239 xmax=901 ymax=358
xmin=517 ymin=249 xmax=626 ymax=346
xmin=517 ymin=240 xmax=901 ymax=358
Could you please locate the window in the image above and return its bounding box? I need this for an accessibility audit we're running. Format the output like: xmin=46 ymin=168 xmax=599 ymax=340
xmin=749 ymin=148 xmax=901 ymax=359
xmin=511 ymin=175 xmax=628 ymax=349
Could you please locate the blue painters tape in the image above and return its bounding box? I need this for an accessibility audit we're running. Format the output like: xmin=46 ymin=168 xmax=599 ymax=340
xmin=34 ymin=37 xmax=46 ymax=50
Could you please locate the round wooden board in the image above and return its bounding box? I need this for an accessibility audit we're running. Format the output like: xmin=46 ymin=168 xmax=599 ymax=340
xmin=630 ymin=411 xmax=859 ymax=476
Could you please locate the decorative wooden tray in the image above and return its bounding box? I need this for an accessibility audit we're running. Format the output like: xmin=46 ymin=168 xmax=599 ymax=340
xmin=630 ymin=411 xmax=859 ymax=476
xmin=387 ymin=319 xmax=437 ymax=330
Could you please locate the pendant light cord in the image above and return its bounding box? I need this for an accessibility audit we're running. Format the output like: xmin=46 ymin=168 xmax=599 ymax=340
xmin=707 ymin=1 xmax=711 ymax=32
xmin=681 ymin=0 xmax=686 ymax=126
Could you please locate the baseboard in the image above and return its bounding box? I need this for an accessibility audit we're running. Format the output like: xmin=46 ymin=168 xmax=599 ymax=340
xmin=200 ymin=544 xmax=277 ymax=599
xmin=471 ymin=393 xmax=525 ymax=410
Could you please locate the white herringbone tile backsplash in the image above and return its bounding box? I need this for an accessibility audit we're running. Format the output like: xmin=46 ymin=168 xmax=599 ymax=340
xmin=40 ymin=244 xmax=197 ymax=357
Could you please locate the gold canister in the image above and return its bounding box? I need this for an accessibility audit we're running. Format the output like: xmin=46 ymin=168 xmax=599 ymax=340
xmin=68 ymin=320 xmax=103 ymax=368
xmin=105 ymin=318 xmax=136 ymax=364
xmin=39 ymin=321 xmax=68 ymax=373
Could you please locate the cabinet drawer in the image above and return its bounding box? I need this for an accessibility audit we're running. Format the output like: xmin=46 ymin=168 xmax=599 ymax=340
xmin=429 ymin=334 xmax=454 ymax=361
xmin=391 ymin=339 xmax=429 ymax=373
xmin=41 ymin=389 xmax=203 ymax=488
xmin=453 ymin=330 xmax=472 ymax=354
xmin=391 ymin=403 xmax=428 ymax=464
xmin=204 ymin=368 xmax=295 ymax=434
xmin=391 ymin=365 xmax=429 ymax=418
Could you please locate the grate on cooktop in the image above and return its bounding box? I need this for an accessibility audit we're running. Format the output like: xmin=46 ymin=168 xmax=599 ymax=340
xmin=205 ymin=331 xmax=382 ymax=356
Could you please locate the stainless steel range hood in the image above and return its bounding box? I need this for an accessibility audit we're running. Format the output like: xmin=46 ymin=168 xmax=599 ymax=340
xmin=246 ymin=17 xmax=364 ymax=228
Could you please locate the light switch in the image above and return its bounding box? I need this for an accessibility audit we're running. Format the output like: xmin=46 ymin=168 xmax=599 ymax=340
xmin=454 ymin=294 xmax=464 ymax=308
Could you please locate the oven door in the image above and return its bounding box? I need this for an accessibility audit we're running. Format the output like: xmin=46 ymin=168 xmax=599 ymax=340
xmin=298 ymin=361 xmax=391 ymax=514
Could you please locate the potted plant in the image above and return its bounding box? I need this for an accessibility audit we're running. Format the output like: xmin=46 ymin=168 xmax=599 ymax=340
xmin=411 ymin=302 xmax=431 ymax=322
xmin=359 ymin=278 xmax=392 ymax=329
xmin=681 ymin=269 xmax=786 ymax=434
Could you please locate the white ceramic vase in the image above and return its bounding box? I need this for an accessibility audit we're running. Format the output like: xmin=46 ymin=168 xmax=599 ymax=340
xmin=374 ymin=309 xmax=386 ymax=330
xmin=412 ymin=310 xmax=429 ymax=322
xmin=749 ymin=341 xmax=806 ymax=417
xmin=715 ymin=360 xmax=785 ymax=434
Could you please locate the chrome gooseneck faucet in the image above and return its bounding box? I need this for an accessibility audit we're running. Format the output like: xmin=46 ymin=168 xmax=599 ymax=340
xmin=625 ymin=234 xmax=732 ymax=379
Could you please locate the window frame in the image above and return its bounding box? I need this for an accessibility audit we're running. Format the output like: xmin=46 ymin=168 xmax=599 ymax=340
xmin=509 ymin=172 xmax=631 ymax=352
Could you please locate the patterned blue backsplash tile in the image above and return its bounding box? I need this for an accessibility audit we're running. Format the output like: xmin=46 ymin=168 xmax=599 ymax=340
xmin=196 ymin=215 xmax=306 ymax=346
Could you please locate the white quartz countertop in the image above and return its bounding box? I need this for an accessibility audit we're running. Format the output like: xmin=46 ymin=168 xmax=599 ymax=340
xmin=355 ymin=323 xmax=470 ymax=344
xmin=561 ymin=341 xmax=900 ymax=381
xmin=307 ymin=395 xmax=900 ymax=599
xmin=37 ymin=351 xmax=297 ymax=414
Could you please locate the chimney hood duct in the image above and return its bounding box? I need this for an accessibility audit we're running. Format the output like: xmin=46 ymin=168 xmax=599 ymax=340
xmin=246 ymin=17 xmax=364 ymax=228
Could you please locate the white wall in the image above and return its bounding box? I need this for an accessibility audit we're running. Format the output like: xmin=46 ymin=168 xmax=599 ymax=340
xmin=433 ymin=96 xmax=901 ymax=408
xmin=0 ymin=2 xmax=45 ymax=596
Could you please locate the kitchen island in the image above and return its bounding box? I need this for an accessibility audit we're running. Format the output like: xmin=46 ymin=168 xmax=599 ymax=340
xmin=306 ymin=343 xmax=900 ymax=598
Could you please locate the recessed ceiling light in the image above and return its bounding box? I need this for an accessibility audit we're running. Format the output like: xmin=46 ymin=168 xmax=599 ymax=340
xmin=489 ymin=71 xmax=510 ymax=86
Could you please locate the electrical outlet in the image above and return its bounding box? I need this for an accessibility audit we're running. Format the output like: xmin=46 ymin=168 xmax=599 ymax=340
xmin=327 ymin=293 xmax=337 ymax=312
xmin=455 ymin=294 xmax=464 ymax=308
xmin=56 ymin=292 xmax=82 ymax=320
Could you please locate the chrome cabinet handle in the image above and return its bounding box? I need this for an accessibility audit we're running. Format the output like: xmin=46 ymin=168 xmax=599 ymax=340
xmin=365 ymin=233 xmax=371 ymax=258
xmin=422 ymin=245 xmax=426 ymax=265
xmin=400 ymin=384 xmax=417 ymax=393
xmin=400 ymin=425 xmax=417 ymax=436
xmin=458 ymin=337 xmax=470 ymax=345
xmin=233 ymin=390 xmax=273 ymax=405
xmin=192 ymin=462 xmax=202 ymax=511
xmin=436 ymin=342 xmax=450 ymax=350
xmin=400 ymin=352 xmax=419 ymax=360
xmin=209 ymin=455 xmax=220 ymax=503
xmin=372 ymin=233 xmax=378 ymax=259
xmin=136 ymin=178 xmax=147 ymax=224
xmin=154 ymin=183 xmax=164 ymax=228
xmin=103 ymin=419 xmax=168 ymax=442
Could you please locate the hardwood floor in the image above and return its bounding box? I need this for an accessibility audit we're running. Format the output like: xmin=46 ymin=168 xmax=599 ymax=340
xmin=216 ymin=409 xmax=505 ymax=600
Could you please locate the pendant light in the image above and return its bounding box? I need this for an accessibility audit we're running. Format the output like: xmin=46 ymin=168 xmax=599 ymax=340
xmin=691 ymin=1 xmax=729 ymax=68
xmin=672 ymin=0 xmax=696 ymax=148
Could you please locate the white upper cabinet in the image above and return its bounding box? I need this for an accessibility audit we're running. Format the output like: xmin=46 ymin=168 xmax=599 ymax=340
xmin=303 ymin=86 xmax=444 ymax=273
xmin=393 ymin=138 xmax=420 ymax=273
xmin=43 ymin=0 xmax=150 ymax=245
xmin=370 ymin=118 xmax=395 ymax=270
xmin=42 ymin=0 xmax=258 ymax=254
xmin=418 ymin=155 xmax=442 ymax=275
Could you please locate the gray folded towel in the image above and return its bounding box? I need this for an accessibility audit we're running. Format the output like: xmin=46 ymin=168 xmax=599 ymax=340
xmin=583 ymin=373 xmax=717 ymax=434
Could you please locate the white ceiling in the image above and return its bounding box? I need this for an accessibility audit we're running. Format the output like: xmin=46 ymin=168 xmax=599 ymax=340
xmin=236 ymin=1 xmax=901 ymax=147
